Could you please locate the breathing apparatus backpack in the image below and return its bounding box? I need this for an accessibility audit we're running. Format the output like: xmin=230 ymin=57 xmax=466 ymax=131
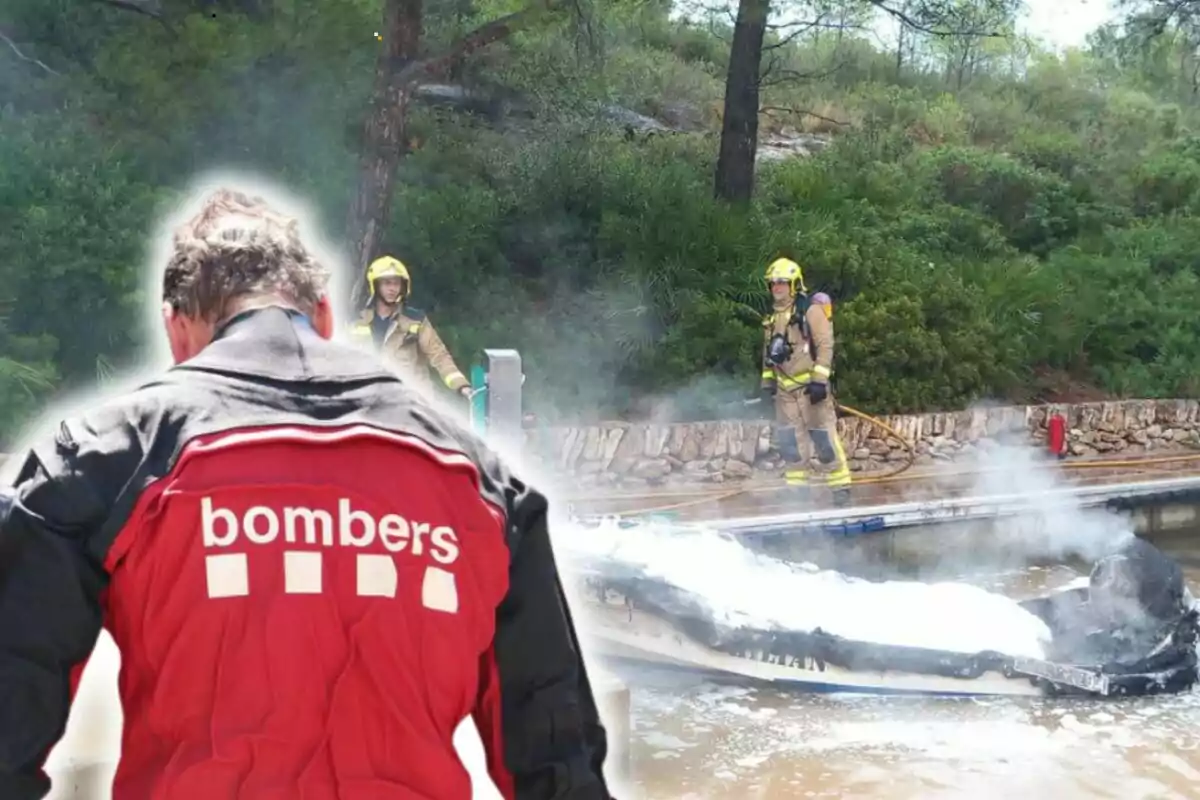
xmin=766 ymin=292 xmax=832 ymax=366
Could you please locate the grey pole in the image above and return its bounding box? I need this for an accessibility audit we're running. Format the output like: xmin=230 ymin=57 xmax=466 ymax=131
xmin=482 ymin=349 xmax=524 ymax=454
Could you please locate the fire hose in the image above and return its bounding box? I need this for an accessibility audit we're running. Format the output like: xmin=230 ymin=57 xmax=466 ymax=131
xmin=566 ymin=401 xmax=1200 ymax=518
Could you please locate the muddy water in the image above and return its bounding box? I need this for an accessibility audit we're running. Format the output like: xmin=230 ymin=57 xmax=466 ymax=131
xmin=614 ymin=528 xmax=1200 ymax=800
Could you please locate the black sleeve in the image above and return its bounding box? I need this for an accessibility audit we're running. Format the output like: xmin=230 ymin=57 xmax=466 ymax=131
xmin=473 ymin=484 xmax=612 ymax=800
xmin=0 ymin=416 xmax=142 ymax=799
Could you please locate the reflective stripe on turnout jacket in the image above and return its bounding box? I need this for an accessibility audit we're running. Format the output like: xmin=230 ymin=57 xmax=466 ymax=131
xmin=0 ymin=307 xmax=609 ymax=800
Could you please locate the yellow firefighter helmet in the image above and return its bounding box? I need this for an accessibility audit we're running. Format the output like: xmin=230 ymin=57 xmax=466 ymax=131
xmin=366 ymin=255 xmax=411 ymax=301
xmin=765 ymin=257 xmax=807 ymax=294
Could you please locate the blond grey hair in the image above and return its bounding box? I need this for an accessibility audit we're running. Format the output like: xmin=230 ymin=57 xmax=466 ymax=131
xmin=162 ymin=188 xmax=331 ymax=320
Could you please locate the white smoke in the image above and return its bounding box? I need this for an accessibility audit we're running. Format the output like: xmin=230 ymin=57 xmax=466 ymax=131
xmin=960 ymin=436 xmax=1136 ymax=565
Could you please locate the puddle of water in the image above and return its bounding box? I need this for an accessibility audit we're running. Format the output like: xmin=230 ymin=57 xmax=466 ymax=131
xmin=622 ymin=667 xmax=1200 ymax=799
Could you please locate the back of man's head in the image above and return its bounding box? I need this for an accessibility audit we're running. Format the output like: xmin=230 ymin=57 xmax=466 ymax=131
xmin=162 ymin=188 xmax=331 ymax=322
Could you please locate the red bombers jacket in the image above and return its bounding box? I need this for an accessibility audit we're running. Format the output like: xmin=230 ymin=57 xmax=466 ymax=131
xmin=0 ymin=307 xmax=611 ymax=800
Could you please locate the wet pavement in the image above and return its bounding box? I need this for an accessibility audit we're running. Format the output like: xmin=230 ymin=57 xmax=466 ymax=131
xmin=621 ymin=675 xmax=1200 ymax=799
xmin=566 ymin=453 xmax=1200 ymax=523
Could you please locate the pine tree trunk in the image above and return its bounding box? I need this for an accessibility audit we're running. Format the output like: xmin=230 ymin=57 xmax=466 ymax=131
xmin=713 ymin=0 xmax=769 ymax=204
xmin=346 ymin=0 xmax=422 ymax=310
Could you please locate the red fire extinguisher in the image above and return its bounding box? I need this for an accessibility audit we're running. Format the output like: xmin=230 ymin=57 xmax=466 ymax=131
xmin=1048 ymin=413 xmax=1067 ymax=459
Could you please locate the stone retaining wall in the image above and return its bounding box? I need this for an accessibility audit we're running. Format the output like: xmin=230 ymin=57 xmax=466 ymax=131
xmin=523 ymin=399 xmax=1200 ymax=488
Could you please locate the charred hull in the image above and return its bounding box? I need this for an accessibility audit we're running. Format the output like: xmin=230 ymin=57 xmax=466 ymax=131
xmin=573 ymin=568 xmax=1200 ymax=698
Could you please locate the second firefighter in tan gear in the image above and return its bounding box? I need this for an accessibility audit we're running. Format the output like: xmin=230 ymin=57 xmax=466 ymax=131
xmin=759 ymin=257 xmax=852 ymax=499
xmin=348 ymin=255 xmax=471 ymax=397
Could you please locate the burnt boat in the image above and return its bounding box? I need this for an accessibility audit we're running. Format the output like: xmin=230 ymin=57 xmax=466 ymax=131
xmin=567 ymin=548 xmax=1200 ymax=699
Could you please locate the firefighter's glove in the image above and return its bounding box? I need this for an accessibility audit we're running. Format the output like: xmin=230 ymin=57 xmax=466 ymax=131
xmin=804 ymin=381 xmax=828 ymax=404
xmin=759 ymin=383 xmax=777 ymax=404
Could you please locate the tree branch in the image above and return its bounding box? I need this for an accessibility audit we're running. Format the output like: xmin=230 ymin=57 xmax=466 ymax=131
xmin=0 ymin=30 xmax=61 ymax=76
xmin=392 ymin=0 xmax=562 ymax=87
xmin=867 ymin=0 xmax=1011 ymax=37
xmin=91 ymin=0 xmax=177 ymax=36
xmin=762 ymin=15 xmax=845 ymax=51
xmin=766 ymin=16 xmax=854 ymax=32
xmin=1123 ymin=0 xmax=1193 ymax=39
xmin=759 ymin=55 xmax=849 ymax=87
xmin=94 ymin=0 xmax=161 ymax=20
xmin=761 ymin=105 xmax=851 ymax=127
xmin=693 ymin=1 xmax=738 ymax=24
xmin=707 ymin=17 xmax=732 ymax=44
xmin=767 ymin=18 xmax=866 ymax=32
xmin=1148 ymin=0 xmax=1197 ymax=32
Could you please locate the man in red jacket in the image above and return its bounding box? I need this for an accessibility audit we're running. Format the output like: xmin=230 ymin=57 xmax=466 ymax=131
xmin=0 ymin=188 xmax=612 ymax=800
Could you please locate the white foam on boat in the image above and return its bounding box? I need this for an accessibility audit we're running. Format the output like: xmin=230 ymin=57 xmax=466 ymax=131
xmin=558 ymin=517 xmax=1053 ymax=659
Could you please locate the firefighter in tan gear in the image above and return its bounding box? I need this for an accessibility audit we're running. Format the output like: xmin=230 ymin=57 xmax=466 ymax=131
xmin=349 ymin=255 xmax=471 ymax=397
xmin=759 ymin=257 xmax=853 ymax=506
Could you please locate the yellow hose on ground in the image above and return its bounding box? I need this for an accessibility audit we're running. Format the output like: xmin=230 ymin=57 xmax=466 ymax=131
xmin=569 ymin=404 xmax=1200 ymax=518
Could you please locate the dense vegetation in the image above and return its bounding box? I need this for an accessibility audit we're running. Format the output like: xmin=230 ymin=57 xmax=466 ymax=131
xmin=3 ymin=0 xmax=1200 ymax=437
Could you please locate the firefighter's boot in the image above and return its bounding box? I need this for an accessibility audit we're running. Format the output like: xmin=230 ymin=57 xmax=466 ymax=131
xmin=784 ymin=467 xmax=812 ymax=503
